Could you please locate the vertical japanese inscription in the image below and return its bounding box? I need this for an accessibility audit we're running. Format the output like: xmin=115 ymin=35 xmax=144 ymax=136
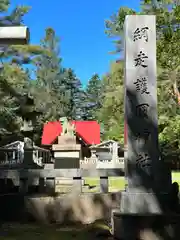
xmin=132 ymin=22 xmax=151 ymax=173
xmin=125 ymin=16 xmax=158 ymax=186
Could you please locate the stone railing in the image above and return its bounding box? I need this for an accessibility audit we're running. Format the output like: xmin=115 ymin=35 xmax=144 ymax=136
xmin=80 ymin=157 xmax=124 ymax=169
xmin=0 ymin=168 xmax=124 ymax=194
xmin=32 ymin=147 xmax=51 ymax=165
xmin=0 ymin=147 xmax=51 ymax=168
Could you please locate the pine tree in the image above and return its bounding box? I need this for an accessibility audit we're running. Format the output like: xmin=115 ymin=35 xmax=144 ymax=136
xmin=33 ymin=27 xmax=66 ymax=121
xmin=63 ymin=68 xmax=85 ymax=120
xmin=0 ymin=0 xmax=43 ymax=144
xmin=85 ymin=74 xmax=102 ymax=120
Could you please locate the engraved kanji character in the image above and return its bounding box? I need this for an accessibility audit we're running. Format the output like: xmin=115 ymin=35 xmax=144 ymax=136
xmin=134 ymin=51 xmax=148 ymax=68
xmin=135 ymin=129 xmax=151 ymax=143
xmin=134 ymin=77 xmax=149 ymax=94
xmin=136 ymin=103 xmax=149 ymax=119
xmin=133 ymin=27 xmax=149 ymax=42
xmin=136 ymin=153 xmax=151 ymax=175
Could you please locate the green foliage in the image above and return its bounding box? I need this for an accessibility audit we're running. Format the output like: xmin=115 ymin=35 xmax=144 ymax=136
xmin=0 ymin=0 xmax=9 ymax=12
xmin=103 ymin=0 xmax=180 ymax=157
xmin=85 ymin=74 xmax=102 ymax=120
xmin=97 ymin=62 xmax=124 ymax=143
xmin=0 ymin=0 xmax=179 ymax=161
xmin=33 ymin=27 xmax=65 ymax=120
xmin=0 ymin=0 xmax=94 ymax=145
xmin=105 ymin=7 xmax=136 ymax=54
xmin=62 ymin=68 xmax=86 ymax=120
xmin=33 ymin=27 xmax=86 ymax=124
xmin=0 ymin=1 xmax=46 ymax=144
xmin=159 ymin=115 xmax=180 ymax=161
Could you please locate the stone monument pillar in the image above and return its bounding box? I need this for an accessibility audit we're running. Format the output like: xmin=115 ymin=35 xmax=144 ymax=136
xmin=123 ymin=14 xmax=168 ymax=205
xmin=112 ymin=15 xmax=172 ymax=239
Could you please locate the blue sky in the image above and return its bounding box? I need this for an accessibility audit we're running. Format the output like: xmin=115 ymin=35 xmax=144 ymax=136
xmin=11 ymin=0 xmax=140 ymax=85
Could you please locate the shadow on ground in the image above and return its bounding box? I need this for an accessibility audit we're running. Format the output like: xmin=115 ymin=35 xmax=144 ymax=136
xmin=0 ymin=222 xmax=112 ymax=240
xmin=0 ymin=192 xmax=121 ymax=224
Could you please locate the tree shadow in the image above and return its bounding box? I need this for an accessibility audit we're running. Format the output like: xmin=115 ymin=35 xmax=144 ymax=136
xmin=126 ymin=87 xmax=171 ymax=205
xmin=119 ymin=86 xmax=179 ymax=239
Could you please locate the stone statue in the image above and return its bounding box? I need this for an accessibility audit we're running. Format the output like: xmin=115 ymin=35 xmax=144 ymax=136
xmin=59 ymin=117 xmax=75 ymax=136
xmin=67 ymin=122 xmax=75 ymax=137
xmin=24 ymin=137 xmax=33 ymax=148
xmin=59 ymin=117 xmax=68 ymax=135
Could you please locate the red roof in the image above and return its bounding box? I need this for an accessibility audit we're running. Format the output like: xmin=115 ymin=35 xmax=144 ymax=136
xmin=41 ymin=120 xmax=100 ymax=145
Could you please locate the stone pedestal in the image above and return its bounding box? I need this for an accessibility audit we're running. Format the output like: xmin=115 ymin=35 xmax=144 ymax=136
xmin=52 ymin=135 xmax=81 ymax=169
xmin=111 ymin=210 xmax=180 ymax=239
xmin=57 ymin=135 xmax=76 ymax=145
xmin=55 ymin=177 xmax=85 ymax=193
xmin=111 ymin=191 xmax=166 ymax=239
xmin=52 ymin=135 xmax=82 ymax=193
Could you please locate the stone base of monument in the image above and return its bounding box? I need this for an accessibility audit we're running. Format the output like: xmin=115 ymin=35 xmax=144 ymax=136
xmin=111 ymin=211 xmax=180 ymax=239
xmin=110 ymin=190 xmax=180 ymax=239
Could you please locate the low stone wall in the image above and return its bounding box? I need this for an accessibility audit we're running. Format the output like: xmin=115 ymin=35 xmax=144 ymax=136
xmin=25 ymin=192 xmax=121 ymax=224
xmin=0 ymin=192 xmax=121 ymax=224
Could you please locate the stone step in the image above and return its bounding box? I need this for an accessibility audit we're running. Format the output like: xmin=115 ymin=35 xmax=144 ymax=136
xmin=55 ymin=184 xmax=73 ymax=193
xmin=55 ymin=178 xmax=85 ymax=185
xmin=55 ymin=178 xmax=74 ymax=185
xmin=55 ymin=184 xmax=89 ymax=193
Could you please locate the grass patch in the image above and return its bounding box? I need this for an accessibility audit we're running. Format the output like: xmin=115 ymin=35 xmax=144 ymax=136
xmin=0 ymin=223 xmax=110 ymax=240
xmin=172 ymin=171 xmax=180 ymax=186
xmin=84 ymin=171 xmax=180 ymax=192
xmin=84 ymin=177 xmax=126 ymax=191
